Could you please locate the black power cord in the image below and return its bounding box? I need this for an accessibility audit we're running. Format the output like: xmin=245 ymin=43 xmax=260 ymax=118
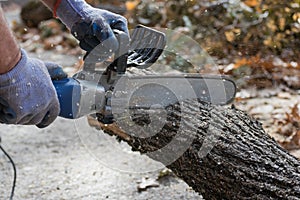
xmin=0 ymin=137 xmax=16 ymax=200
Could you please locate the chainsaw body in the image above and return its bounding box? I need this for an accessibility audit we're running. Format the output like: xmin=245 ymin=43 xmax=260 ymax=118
xmin=53 ymin=25 xmax=236 ymax=123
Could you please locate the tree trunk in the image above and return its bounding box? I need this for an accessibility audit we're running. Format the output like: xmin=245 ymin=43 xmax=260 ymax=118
xmin=88 ymin=79 xmax=300 ymax=200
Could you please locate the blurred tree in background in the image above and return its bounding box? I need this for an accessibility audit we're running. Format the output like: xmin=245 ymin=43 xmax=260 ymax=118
xmin=121 ymin=0 xmax=300 ymax=64
xmin=20 ymin=0 xmax=300 ymax=65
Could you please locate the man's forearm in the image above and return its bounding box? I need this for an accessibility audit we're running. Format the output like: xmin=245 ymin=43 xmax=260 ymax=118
xmin=0 ymin=7 xmax=21 ymax=74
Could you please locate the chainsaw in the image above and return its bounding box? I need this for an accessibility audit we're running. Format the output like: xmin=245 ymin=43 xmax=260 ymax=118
xmin=53 ymin=25 xmax=236 ymax=124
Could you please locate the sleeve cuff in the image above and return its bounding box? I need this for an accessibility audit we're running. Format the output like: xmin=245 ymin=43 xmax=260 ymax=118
xmin=0 ymin=49 xmax=28 ymax=86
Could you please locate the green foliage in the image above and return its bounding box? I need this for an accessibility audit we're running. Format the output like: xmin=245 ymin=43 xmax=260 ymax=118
xmin=128 ymin=0 xmax=300 ymax=63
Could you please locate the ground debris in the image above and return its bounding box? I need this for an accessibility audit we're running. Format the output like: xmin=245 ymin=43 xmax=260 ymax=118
xmin=20 ymin=1 xmax=52 ymax=27
xmin=235 ymin=89 xmax=300 ymax=157
xmin=136 ymin=169 xmax=177 ymax=192
xmin=12 ymin=9 xmax=81 ymax=57
xmin=278 ymin=104 xmax=300 ymax=151
xmin=137 ymin=177 xmax=160 ymax=192
xmin=221 ymin=55 xmax=300 ymax=90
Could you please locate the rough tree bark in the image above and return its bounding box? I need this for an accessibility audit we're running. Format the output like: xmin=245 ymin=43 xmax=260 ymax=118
xmin=87 ymin=68 xmax=300 ymax=199
xmin=88 ymin=98 xmax=300 ymax=200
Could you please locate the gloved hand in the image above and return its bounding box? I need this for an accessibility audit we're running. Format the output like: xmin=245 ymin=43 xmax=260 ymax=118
xmin=0 ymin=49 xmax=67 ymax=128
xmin=56 ymin=0 xmax=129 ymax=62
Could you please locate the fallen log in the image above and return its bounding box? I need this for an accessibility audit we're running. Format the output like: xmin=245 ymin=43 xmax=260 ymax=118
xmin=88 ymin=97 xmax=300 ymax=199
xmin=82 ymin=64 xmax=300 ymax=200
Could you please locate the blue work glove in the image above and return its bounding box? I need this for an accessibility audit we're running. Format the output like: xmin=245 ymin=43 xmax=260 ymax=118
xmin=44 ymin=61 xmax=68 ymax=80
xmin=0 ymin=49 xmax=67 ymax=128
xmin=56 ymin=0 xmax=129 ymax=62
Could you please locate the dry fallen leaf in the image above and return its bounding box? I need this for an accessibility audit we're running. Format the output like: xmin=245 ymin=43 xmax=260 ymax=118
xmin=277 ymin=104 xmax=300 ymax=150
xmin=137 ymin=177 xmax=160 ymax=192
xmin=277 ymin=92 xmax=292 ymax=99
xmin=244 ymin=0 xmax=260 ymax=7
xmin=44 ymin=35 xmax=63 ymax=50
xmin=126 ymin=0 xmax=141 ymax=11
xmin=280 ymin=130 xmax=300 ymax=150
xmin=290 ymin=104 xmax=300 ymax=123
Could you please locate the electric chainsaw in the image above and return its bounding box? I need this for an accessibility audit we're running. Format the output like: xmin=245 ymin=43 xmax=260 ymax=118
xmin=53 ymin=25 xmax=236 ymax=124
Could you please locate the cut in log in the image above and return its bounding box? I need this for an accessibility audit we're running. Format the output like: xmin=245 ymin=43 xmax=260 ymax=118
xmin=88 ymin=98 xmax=300 ymax=200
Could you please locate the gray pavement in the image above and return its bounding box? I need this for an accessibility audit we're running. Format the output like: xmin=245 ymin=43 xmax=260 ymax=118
xmin=0 ymin=118 xmax=203 ymax=200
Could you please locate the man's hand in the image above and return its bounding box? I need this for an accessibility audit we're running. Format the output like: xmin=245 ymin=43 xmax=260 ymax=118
xmin=55 ymin=0 xmax=129 ymax=61
xmin=0 ymin=49 xmax=67 ymax=128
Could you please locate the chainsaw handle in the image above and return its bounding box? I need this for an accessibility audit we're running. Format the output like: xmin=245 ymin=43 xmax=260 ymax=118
xmin=53 ymin=78 xmax=81 ymax=119
xmin=82 ymin=29 xmax=130 ymax=70
xmin=53 ymin=77 xmax=107 ymax=119
xmin=109 ymin=30 xmax=130 ymax=73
